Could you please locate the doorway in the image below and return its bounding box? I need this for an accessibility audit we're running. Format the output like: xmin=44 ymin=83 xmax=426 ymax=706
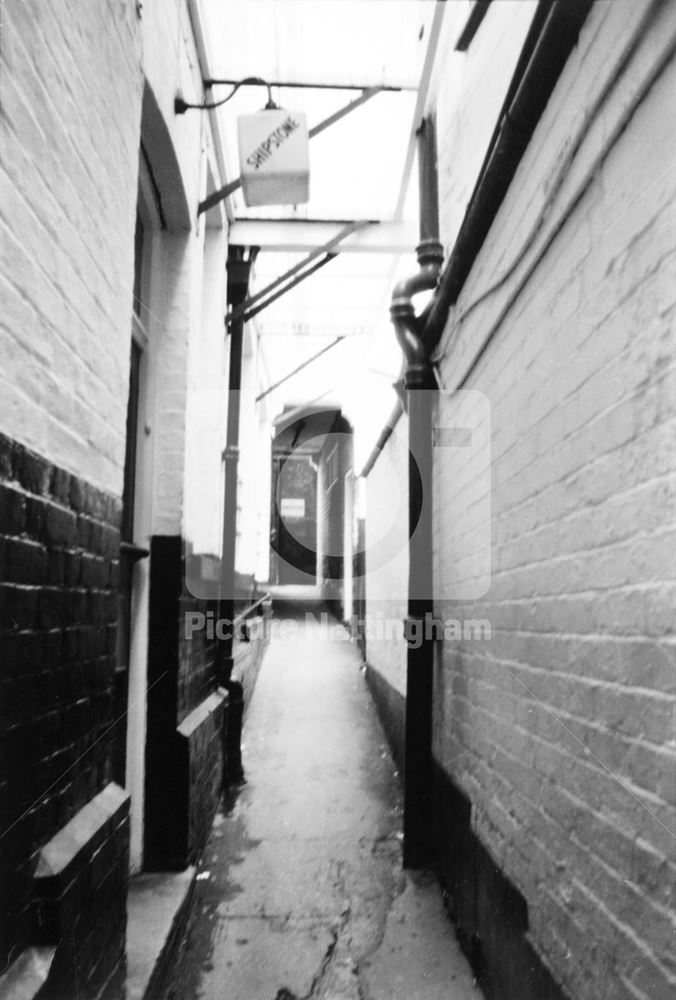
xmin=271 ymin=452 xmax=318 ymax=583
xmin=116 ymin=156 xmax=159 ymax=871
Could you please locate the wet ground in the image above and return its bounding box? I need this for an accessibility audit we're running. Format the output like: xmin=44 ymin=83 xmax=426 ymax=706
xmin=164 ymin=605 xmax=478 ymax=1000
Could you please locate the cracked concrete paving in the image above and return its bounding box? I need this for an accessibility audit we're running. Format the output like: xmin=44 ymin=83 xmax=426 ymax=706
xmin=164 ymin=606 xmax=479 ymax=1000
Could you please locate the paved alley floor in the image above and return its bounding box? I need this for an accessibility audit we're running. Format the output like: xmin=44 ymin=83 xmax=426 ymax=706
xmin=165 ymin=607 xmax=479 ymax=1000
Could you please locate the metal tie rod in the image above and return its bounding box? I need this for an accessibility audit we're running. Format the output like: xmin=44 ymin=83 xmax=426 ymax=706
xmin=242 ymin=252 xmax=336 ymax=325
xmin=226 ymin=220 xmax=370 ymax=329
xmin=256 ymin=337 xmax=346 ymax=403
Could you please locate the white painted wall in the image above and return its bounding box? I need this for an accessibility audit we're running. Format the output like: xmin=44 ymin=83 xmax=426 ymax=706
xmin=363 ymin=414 xmax=409 ymax=696
xmin=432 ymin=4 xmax=676 ymax=998
xmin=0 ymin=0 xmax=142 ymax=496
xmin=183 ymin=218 xmax=229 ymax=560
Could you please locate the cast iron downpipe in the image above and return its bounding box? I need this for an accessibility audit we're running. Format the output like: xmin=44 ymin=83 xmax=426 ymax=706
xmin=390 ymin=0 xmax=594 ymax=869
xmin=220 ymin=245 xmax=258 ymax=783
xmin=391 ymin=117 xmax=443 ymax=869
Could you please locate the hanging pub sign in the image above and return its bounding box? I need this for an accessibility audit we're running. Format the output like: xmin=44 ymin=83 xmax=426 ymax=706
xmin=238 ymin=108 xmax=310 ymax=207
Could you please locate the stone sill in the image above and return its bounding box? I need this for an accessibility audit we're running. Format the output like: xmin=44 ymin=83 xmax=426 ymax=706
xmin=126 ymin=867 xmax=196 ymax=1000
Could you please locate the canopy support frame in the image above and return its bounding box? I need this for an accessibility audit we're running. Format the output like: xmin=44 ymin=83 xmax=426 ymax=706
xmin=199 ymin=88 xmax=383 ymax=216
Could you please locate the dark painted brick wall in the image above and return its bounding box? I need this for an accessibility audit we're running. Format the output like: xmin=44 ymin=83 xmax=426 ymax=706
xmin=146 ymin=537 xmax=269 ymax=869
xmin=432 ymin=762 xmax=567 ymax=1000
xmin=232 ymin=614 xmax=269 ymax=716
xmin=145 ymin=536 xmax=271 ymax=869
xmin=364 ymin=665 xmax=405 ymax=774
xmin=34 ymin=786 xmax=129 ymax=1000
xmin=0 ymin=432 xmax=125 ymax=983
xmin=145 ymin=535 xmax=184 ymax=868
xmin=178 ymin=586 xmax=220 ymax=724
xmin=177 ymin=690 xmax=227 ymax=868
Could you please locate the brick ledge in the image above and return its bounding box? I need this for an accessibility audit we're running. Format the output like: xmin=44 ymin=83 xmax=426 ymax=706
xmin=177 ymin=688 xmax=227 ymax=738
xmin=34 ymin=784 xmax=129 ymax=879
xmin=0 ymin=946 xmax=57 ymax=1000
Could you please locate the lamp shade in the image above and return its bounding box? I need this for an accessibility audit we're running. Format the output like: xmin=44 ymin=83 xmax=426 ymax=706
xmin=237 ymin=109 xmax=310 ymax=207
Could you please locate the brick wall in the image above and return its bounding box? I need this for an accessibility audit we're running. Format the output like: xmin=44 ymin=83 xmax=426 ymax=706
xmin=145 ymin=540 xmax=270 ymax=869
xmin=431 ymin=4 xmax=676 ymax=999
xmin=0 ymin=0 xmax=142 ymax=496
xmin=141 ymin=0 xmax=205 ymax=219
xmin=1 ymin=0 xmax=238 ymax=991
xmin=178 ymin=586 xmax=221 ymax=725
xmin=436 ymin=0 xmax=536 ymax=257
xmin=362 ymin=415 xmax=409 ymax=765
xmin=232 ymin=615 xmax=271 ymax=716
xmin=363 ymin=415 xmax=409 ymax=696
xmin=33 ymin=785 xmax=130 ymax=1000
xmin=0 ymin=1 xmax=141 ymax=992
xmin=0 ymin=435 xmax=128 ymax=992
xmin=145 ymin=537 xmax=225 ymax=869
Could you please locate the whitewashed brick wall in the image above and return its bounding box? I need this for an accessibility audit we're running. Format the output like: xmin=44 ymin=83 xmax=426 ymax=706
xmin=433 ymin=3 xmax=676 ymax=998
xmin=142 ymin=0 xmax=206 ymax=220
xmin=0 ymin=0 xmax=143 ymax=495
xmin=139 ymin=0 xmax=225 ymax=538
xmin=436 ymin=1 xmax=536 ymax=257
xmin=0 ymin=0 xmax=229 ymax=537
xmin=183 ymin=221 xmax=228 ymax=558
xmin=364 ymin=414 xmax=410 ymax=696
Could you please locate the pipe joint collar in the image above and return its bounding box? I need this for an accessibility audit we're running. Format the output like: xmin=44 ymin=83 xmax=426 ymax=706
xmin=404 ymin=361 xmax=436 ymax=391
xmin=390 ymin=297 xmax=416 ymax=320
xmin=390 ymin=241 xmax=443 ymax=377
xmin=416 ymin=239 xmax=444 ymax=268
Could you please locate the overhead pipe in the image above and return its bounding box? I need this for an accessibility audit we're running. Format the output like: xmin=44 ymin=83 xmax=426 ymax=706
xmin=389 ymin=115 xmax=443 ymax=869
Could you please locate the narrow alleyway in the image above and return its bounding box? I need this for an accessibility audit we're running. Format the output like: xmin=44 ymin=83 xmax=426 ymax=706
xmin=165 ymin=603 xmax=478 ymax=1000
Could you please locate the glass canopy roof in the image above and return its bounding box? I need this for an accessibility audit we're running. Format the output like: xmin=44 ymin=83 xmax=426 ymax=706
xmin=198 ymin=0 xmax=535 ymax=463
xmin=204 ymin=0 xmax=439 ymax=223
xmin=205 ymin=0 xmax=434 ymax=91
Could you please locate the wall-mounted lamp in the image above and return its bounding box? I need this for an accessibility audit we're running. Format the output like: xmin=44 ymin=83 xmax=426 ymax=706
xmin=175 ymin=77 xmax=309 ymax=208
xmin=174 ymin=76 xmax=277 ymax=115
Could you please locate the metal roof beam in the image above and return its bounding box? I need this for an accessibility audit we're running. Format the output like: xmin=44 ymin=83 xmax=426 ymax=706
xmin=228 ymin=219 xmax=417 ymax=253
xmin=226 ymin=222 xmax=368 ymax=326
xmin=205 ymin=77 xmax=416 ymax=92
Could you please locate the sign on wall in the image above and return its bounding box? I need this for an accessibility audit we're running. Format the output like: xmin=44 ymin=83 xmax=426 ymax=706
xmin=280 ymin=497 xmax=306 ymax=519
xmin=238 ymin=109 xmax=310 ymax=206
